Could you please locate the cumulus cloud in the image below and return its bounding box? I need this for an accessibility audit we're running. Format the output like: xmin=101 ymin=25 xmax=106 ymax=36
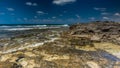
xmin=26 ymin=2 xmax=38 ymax=6
xmin=26 ymin=2 xmax=32 ymax=6
xmin=36 ymin=11 xmax=46 ymax=15
xmin=101 ymin=12 xmax=109 ymax=15
xmin=36 ymin=11 xmax=48 ymax=15
xmin=114 ymin=13 xmax=120 ymax=16
xmin=7 ymin=8 xmax=14 ymax=11
xmin=37 ymin=11 xmax=44 ymax=14
xmin=32 ymin=3 xmax=38 ymax=6
xmin=23 ymin=18 xmax=28 ymax=20
xmin=52 ymin=16 xmax=56 ymax=19
xmin=75 ymin=14 xmax=80 ymax=19
xmin=53 ymin=0 xmax=76 ymax=5
xmin=89 ymin=17 xmax=95 ymax=21
xmin=34 ymin=16 xmax=38 ymax=18
xmin=103 ymin=17 xmax=109 ymax=20
xmin=94 ymin=7 xmax=106 ymax=11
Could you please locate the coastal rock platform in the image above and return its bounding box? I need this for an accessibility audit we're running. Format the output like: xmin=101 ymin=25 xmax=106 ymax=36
xmin=0 ymin=22 xmax=120 ymax=68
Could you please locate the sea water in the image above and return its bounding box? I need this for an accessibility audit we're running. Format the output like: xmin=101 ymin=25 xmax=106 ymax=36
xmin=0 ymin=24 xmax=69 ymax=39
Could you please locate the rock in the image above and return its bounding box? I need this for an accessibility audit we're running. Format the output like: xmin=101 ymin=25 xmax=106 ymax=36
xmin=0 ymin=61 xmax=22 ymax=68
xmin=0 ymin=54 xmax=12 ymax=62
xmin=86 ymin=61 xmax=100 ymax=68
xmin=113 ymin=62 xmax=120 ymax=68
xmin=68 ymin=21 xmax=120 ymax=45
xmin=18 ymin=58 xmax=28 ymax=67
xmin=91 ymin=35 xmax=101 ymax=42
xmin=116 ymin=37 xmax=120 ymax=41
xmin=24 ymin=52 xmax=36 ymax=57
xmin=70 ymin=37 xmax=94 ymax=47
xmin=17 ymin=58 xmax=36 ymax=68
xmin=0 ymin=21 xmax=120 ymax=68
xmin=12 ymin=63 xmax=23 ymax=68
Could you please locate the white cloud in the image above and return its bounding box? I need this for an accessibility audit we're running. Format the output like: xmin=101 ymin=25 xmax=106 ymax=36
xmin=94 ymin=7 xmax=106 ymax=11
xmin=36 ymin=11 xmax=48 ymax=15
xmin=52 ymin=16 xmax=56 ymax=19
xmin=89 ymin=17 xmax=95 ymax=21
xmin=103 ymin=17 xmax=109 ymax=20
xmin=33 ymin=3 xmax=38 ymax=6
xmin=34 ymin=16 xmax=38 ymax=18
xmin=26 ymin=2 xmax=32 ymax=6
xmin=114 ymin=13 xmax=120 ymax=16
xmin=23 ymin=18 xmax=28 ymax=20
xmin=7 ymin=8 xmax=14 ymax=11
xmin=53 ymin=0 xmax=76 ymax=5
xmin=75 ymin=14 xmax=80 ymax=19
xmin=37 ymin=11 xmax=44 ymax=14
xmin=26 ymin=2 xmax=38 ymax=6
xmin=101 ymin=12 xmax=109 ymax=15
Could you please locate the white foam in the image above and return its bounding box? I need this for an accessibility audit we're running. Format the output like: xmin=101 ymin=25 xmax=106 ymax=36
xmin=2 ymin=38 xmax=59 ymax=53
xmin=3 ymin=28 xmax=34 ymax=31
xmin=62 ymin=24 xmax=69 ymax=27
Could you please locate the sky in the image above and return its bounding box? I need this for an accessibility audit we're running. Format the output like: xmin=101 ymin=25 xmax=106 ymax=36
xmin=0 ymin=0 xmax=120 ymax=24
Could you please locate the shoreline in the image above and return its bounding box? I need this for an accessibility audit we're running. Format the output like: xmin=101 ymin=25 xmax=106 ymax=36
xmin=1 ymin=38 xmax=59 ymax=54
xmin=0 ymin=22 xmax=120 ymax=68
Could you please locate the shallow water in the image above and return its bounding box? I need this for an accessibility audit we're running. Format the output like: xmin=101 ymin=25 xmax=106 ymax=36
xmin=0 ymin=24 xmax=69 ymax=38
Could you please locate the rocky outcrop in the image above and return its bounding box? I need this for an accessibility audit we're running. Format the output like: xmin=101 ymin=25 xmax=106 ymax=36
xmin=0 ymin=22 xmax=120 ymax=68
xmin=68 ymin=21 xmax=120 ymax=45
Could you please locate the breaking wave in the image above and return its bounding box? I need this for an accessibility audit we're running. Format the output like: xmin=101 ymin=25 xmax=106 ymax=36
xmin=0 ymin=24 xmax=69 ymax=31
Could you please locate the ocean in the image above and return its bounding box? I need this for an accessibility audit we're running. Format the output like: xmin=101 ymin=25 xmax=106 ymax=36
xmin=0 ymin=24 xmax=69 ymax=39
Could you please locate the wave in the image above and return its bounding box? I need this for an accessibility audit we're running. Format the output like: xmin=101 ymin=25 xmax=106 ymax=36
xmin=61 ymin=24 xmax=69 ymax=27
xmin=0 ymin=25 xmax=47 ymax=31
xmin=2 ymin=28 xmax=34 ymax=31
xmin=0 ymin=25 xmax=47 ymax=28
xmin=0 ymin=24 xmax=69 ymax=31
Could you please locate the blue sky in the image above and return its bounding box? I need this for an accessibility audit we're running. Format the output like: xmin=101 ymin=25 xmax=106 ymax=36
xmin=0 ymin=0 xmax=120 ymax=24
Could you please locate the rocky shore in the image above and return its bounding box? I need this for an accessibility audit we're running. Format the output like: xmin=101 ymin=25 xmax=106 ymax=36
xmin=0 ymin=21 xmax=120 ymax=68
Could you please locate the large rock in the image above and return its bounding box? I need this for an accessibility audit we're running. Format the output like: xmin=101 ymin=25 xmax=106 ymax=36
xmin=68 ymin=21 xmax=120 ymax=45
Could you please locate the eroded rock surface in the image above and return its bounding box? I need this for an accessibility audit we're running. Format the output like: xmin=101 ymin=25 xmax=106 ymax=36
xmin=68 ymin=22 xmax=120 ymax=45
xmin=0 ymin=22 xmax=120 ymax=68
